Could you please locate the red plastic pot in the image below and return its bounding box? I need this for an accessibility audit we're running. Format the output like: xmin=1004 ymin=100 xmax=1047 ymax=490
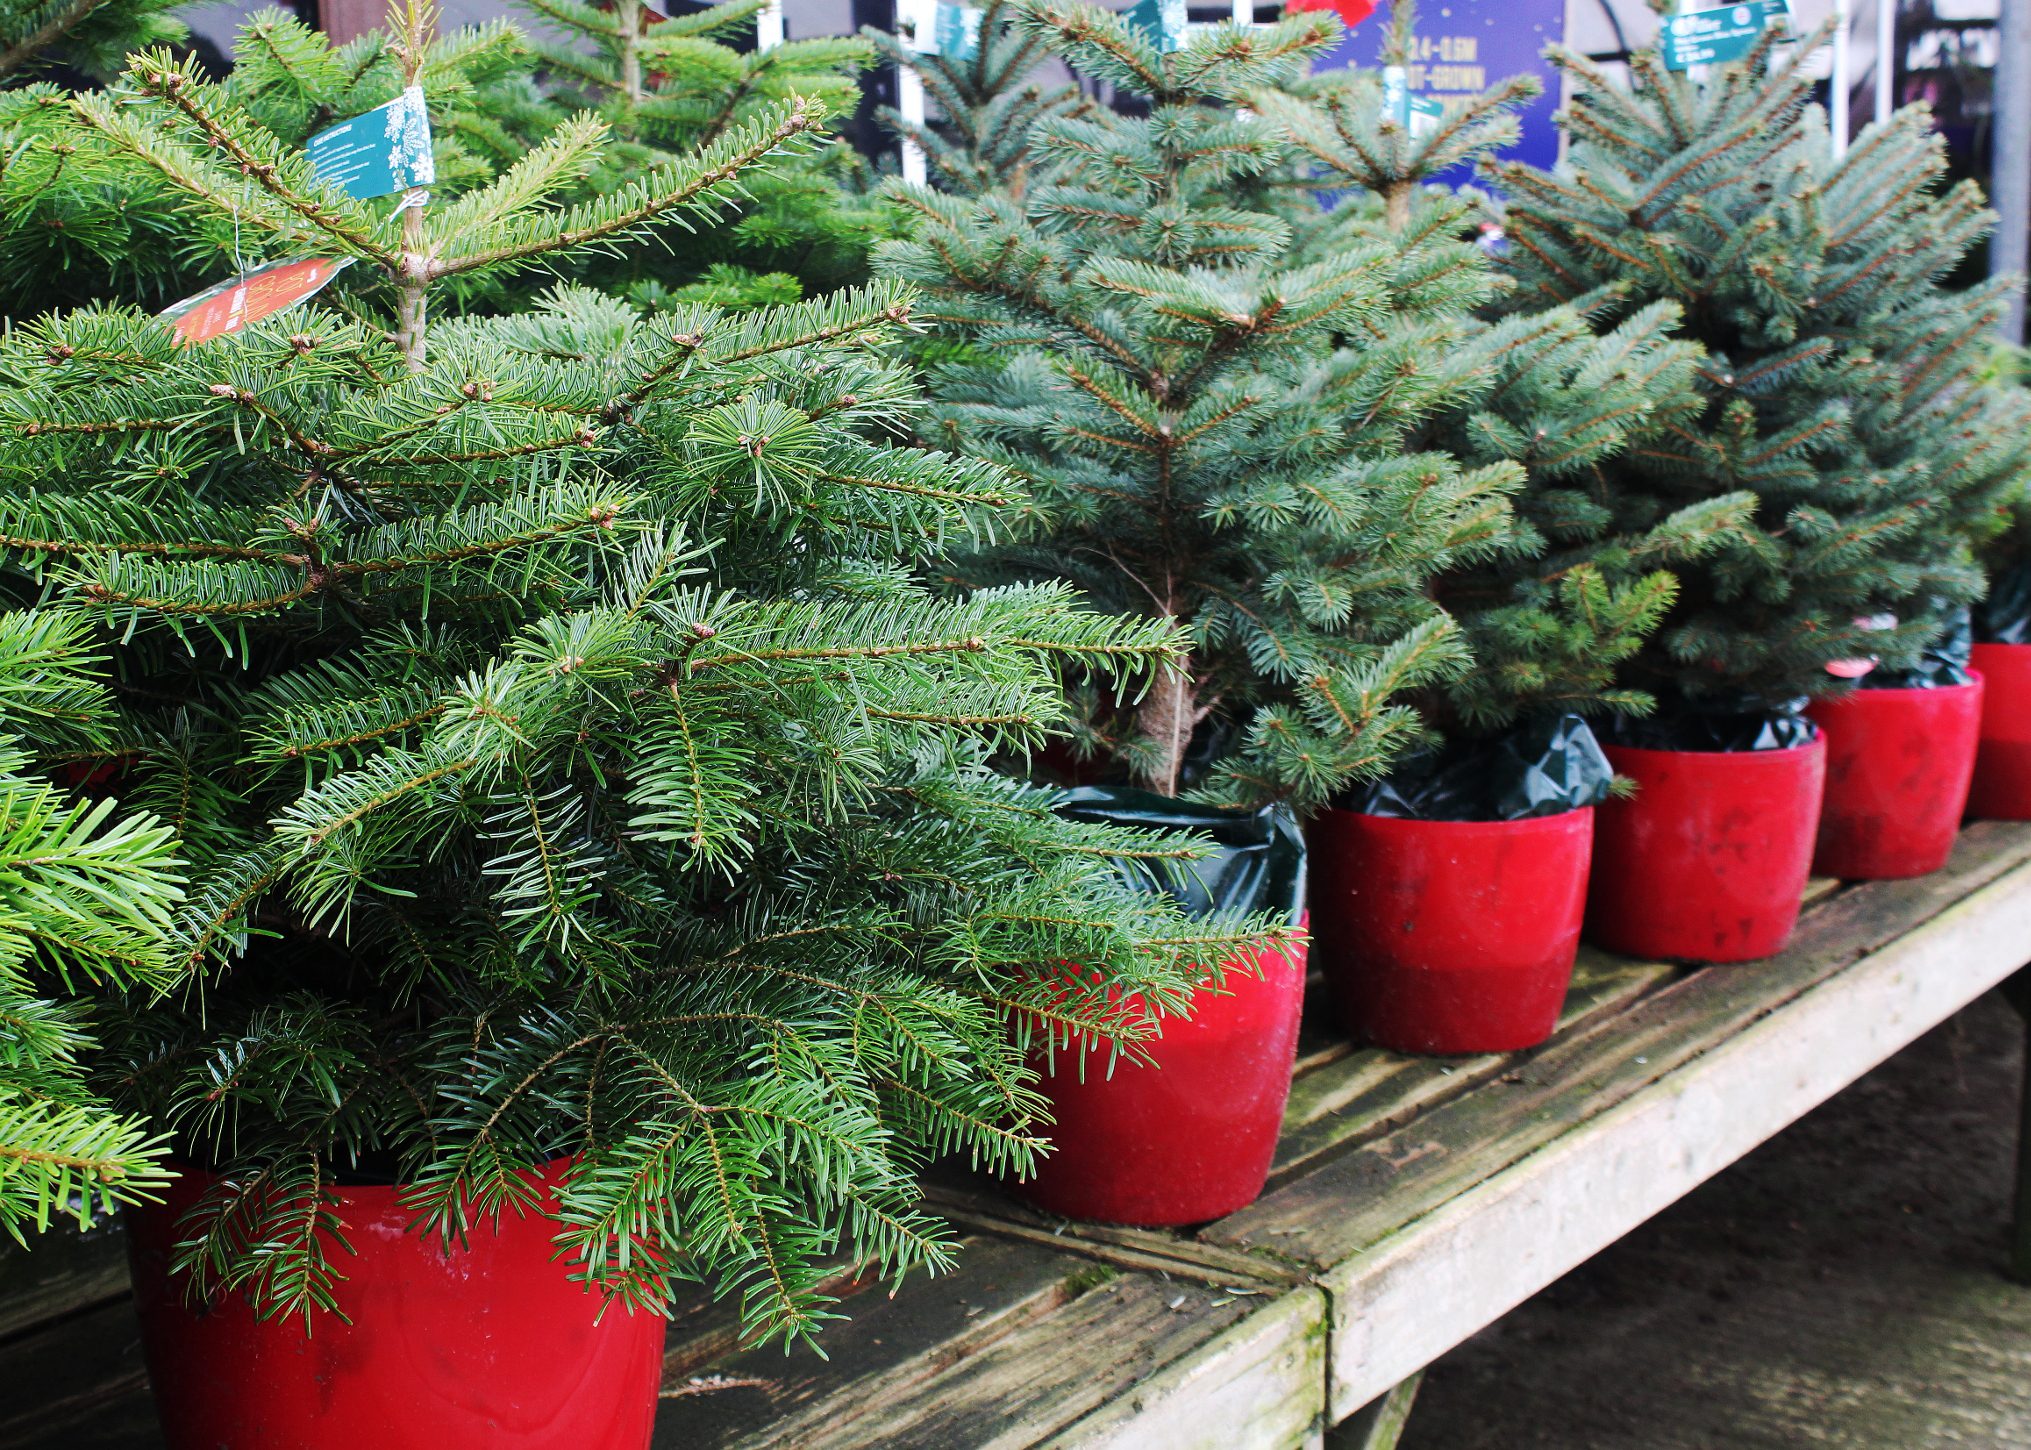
xmin=1806 ymin=675 xmax=1983 ymax=879
xmin=1970 ymin=643 xmax=2031 ymax=819
xmin=128 ymin=1160 xmax=667 ymax=1450
xmin=1586 ymin=735 xmax=1826 ymax=964
xmin=1016 ymin=932 xmax=1308 ymax=1226
xmin=1310 ymin=807 xmax=1592 ymax=1055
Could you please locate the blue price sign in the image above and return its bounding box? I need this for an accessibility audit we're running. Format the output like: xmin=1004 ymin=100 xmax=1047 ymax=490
xmin=1660 ymin=0 xmax=1790 ymax=72
xmin=1312 ymin=0 xmax=1566 ymax=177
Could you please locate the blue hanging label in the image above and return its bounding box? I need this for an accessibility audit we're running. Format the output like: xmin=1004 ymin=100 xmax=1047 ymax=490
xmin=901 ymin=0 xmax=982 ymax=58
xmin=305 ymin=86 xmax=435 ymax=202
xmin=1381 ymin=64 xmax=1446 ymax=137
xmin=933 ymin=2 xmax=982 ymax=59
xmin=1124 ymin=0 xmax=1188 ymax=51
xmin=1659 ymin=0 xmax=1790 ymax=72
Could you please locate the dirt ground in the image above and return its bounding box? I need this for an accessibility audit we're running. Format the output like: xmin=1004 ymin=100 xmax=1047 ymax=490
xmin=1390 ymin=990 xmax=2031 ymax=1450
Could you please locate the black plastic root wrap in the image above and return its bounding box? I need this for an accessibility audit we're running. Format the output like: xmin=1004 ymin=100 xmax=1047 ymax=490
xmin=1864 ymin=606 xmax=1973 ymax=688
xmin=1605 ymin=695 xmax=1817 ymax=752
xmin=1336 ymin=713 xmax=1615 ymax=823
xmin=1053 ymin=787 xmax=1305 ymax=926
xmin=1977 ymin=564 xmax=2031 ymax=646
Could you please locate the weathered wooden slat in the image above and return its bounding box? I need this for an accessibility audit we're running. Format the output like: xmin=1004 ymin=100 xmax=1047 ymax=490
xmin=1037 ymin=1286 xmax=1326 ymax=1450
xmin=1266 ymin=878 xmax=1846 ymax=1191
xmin=1214 ymin=826 xmax=2031 ymax=1421
xmin=657 ymin=1235 xmax=1090 ymax=1446
xmin=921 ymin=1183 xmax=1303 ymax=1289
xmin=0 ymin=1223 xmax=128 ymax=1344
xmin=1270 ymin=951 xmax=1677 ymax=1186
xmin=667 ymin=1270 xmax=1319 ymax=1449
xmin=1212 ymin=825 xmax=2031 ymax=1272
xmin=0 ymin=1297 xmax=153 ymax=1450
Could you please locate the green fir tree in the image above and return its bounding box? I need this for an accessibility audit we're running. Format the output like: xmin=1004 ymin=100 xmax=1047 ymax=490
xmin=878 ymin=0 xmax=1523 ymax=806
xmin=1495 ymin=27 xmax=2031 ymax=710
xmin=0 ymin=12 xmax=1276 ymax=1341
xmin=0 ymin=612 xmax=182 ymax=1243
xmin=494 ymin=0 xmax=882 ymax=294
xmin=869 ymin=0 xmax=1086 ymax=198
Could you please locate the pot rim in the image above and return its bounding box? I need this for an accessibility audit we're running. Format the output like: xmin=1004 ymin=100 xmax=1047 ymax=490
xmin=1320 ymin=803 xmax=1595 ymax=832
xmin=1600 ymin=731 xmax=1827 ymax=763
xmin=1810 ymin=669 xmax=1986 ymax=703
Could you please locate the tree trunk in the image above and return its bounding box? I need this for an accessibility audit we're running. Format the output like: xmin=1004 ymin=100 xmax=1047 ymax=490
xmin=618 ymin=0 xmax=645 ymax=115
xmin=1384 ymin=179 xmax=1411 ymax=234
xmin=395 ymin=206 xmax=429 ymax=373
xmin=1136 ymin=661 xmax=1199 ymax=799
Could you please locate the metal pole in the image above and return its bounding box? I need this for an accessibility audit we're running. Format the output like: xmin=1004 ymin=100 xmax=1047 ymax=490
xmin=1874 ymin=0 xmax=1893 ymax=127
xmin=1831 ymin=0 xmax=1851 ymax=158
xmin=1996 ymin=0 xmax=2031 ymax=341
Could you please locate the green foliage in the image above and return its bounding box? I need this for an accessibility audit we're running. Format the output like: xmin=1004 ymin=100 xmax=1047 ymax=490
xmin=878 ymin=1 xmax=1526 ymax=804
xmin=1238 ymin=5 xmax=1749 ymax=749
xmin=0 ymin=31 xmax=1278 ymax=1343
xmin=490 ymin=0 xmax=882 ymax=294
xmin=1428 ymin=300 xmax=1752 ymax=734
xmin=869 ymin=0 xmax=1088 ymax=197
xmin=0 ymin=611 xmax=182 ymax=1243
xmin=0 ymin=0 xmax=184 ymax=83
xmin=0 ymin=6 xmax=527 ymax=319
xmin=1496 ymin=31 xmax=2031 ymax=704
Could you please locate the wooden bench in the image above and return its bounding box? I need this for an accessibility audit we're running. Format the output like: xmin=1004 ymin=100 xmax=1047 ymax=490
xmin=9 ymin=821 xmax=2031 ymax=1450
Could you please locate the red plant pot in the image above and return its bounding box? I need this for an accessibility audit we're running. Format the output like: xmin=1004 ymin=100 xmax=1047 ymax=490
xmin=1586 ymin=736 xmax=1826 ymax=964
xmin=1310 ymin=807 xmax=1592 ymax=1055
xmin=1017 ymin=933 xmax=1308 ymax=1227
xmin=128 ymin=1161 xmax=667 ymax=1450
xmin=1970 ymin=643 xmax=2031 ymax=820
xmin=1806 ymin=675 xmax=1983 ymax=879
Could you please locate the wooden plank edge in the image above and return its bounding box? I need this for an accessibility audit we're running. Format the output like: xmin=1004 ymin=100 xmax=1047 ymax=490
xmin=925 ymin=1194 xmax=1304 ymax=1290
xmin=1040 ymin=1284 xmax=1329 ymax=1450
xmin=1315 ymin=853 xmax=2031 ymax=1421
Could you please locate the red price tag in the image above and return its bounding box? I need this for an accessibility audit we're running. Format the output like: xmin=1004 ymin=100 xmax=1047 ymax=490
xmin=160 ymin=257 xmax=352 ymax=344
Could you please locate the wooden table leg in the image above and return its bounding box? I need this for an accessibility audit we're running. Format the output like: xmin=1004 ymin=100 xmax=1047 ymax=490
xmin=1330 ymin=1372 xmax=1423 ymax=1450
xmin=2011 ymin=970 xmax=2031 ymax=1285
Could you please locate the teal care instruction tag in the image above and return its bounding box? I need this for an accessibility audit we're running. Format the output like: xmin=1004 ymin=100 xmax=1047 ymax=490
xmin=1381 ymin=64 xmax=1446 ymax=137
xmin=305 ymin=86 xmax=435 ymax=201
xmin=900 ymin=0 xmax=982 ymax=59
xmin=1124 ymin=0 xmax=1187 ymax=51
xmin=932 ymin=2 xmax=982 ymax=60
xmin=1660 ymin=0 xmax=1789 ymax=71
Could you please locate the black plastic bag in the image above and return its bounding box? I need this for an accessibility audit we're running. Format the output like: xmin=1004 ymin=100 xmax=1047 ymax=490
xmin=1864 ymin=606 xmax=1973 ymax=689
xmin=1976 ymin=561 xmax=2031 ymax=646
xmin=1336 ymin=713 xmax=1615 ymax=823
xmin=1053 ymin=786 xmax=1304 ymax=924
xmin=1604 ymin=695 xmax=1817 ymax=752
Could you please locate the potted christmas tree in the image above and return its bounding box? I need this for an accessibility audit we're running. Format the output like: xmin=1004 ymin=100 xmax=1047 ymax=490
xmin=1971 ymin=487 xmax=2031 ymax=818
xmin=1497 ymin=27 xmax=2020 ymax=953
xmin=877 ymin=1 xmax=1523 ymax=1221
xmin=1244 ymin=14 xmax=1734 ymax=1052
xmin=1315 ymin=298 xmax=1743 ymax=1051
xmin=0 ymin=8 xmax=1281 ymax=1440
